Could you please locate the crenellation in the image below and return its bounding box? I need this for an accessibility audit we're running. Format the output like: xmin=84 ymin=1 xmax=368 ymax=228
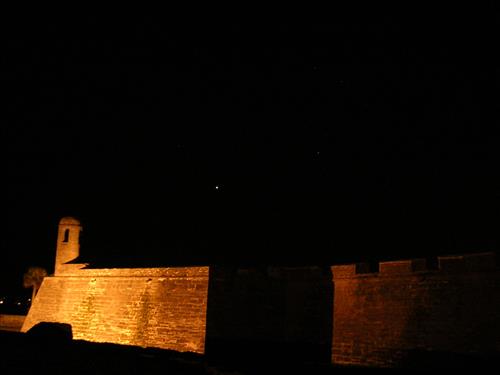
xmin=331 ymin=264 xmax=359 ymax=279
xmin=334 ymin=253 xmax=498 ymax=281
xmin=379 ymin=259 xmax=427 ymax=274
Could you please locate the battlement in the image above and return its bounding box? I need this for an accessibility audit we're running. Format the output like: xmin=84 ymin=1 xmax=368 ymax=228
xmin=332 ymin=252 xmax=497 ymax=279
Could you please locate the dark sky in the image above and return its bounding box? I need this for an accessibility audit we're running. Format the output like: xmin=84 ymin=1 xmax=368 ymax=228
xmin=4 ymin=16 xmax=498 ymax=293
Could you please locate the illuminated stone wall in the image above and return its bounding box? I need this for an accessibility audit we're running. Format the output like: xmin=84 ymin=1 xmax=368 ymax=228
xmin=22 ymin=267 xmax=209 ymax=353
xmin=331 ymin=252 xmax=500 ymax=367
xmin=0 ymin=314 xmax=25 ymax=332
xmin=19 ymin=214 xmax=500 ymax=366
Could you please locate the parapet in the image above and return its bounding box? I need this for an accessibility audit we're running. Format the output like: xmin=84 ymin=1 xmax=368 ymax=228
xmin=332 ymin=252 xmax=497 ymax=279
xmin=438 ymin=252 xmax=497 ymax=272
xmin=330 ymin=263 xmax=372 ymax=279
xmin=59 ymin=217 xmax=81 ymax=225
xmin=52 ymin=266 xmax=209 ymax=278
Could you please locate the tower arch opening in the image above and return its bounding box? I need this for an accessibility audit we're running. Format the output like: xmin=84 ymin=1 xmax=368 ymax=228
xmin=63 ymin=229 xmax=70 ymax=243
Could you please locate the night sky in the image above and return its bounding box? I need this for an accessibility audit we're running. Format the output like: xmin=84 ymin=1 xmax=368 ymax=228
xmin=4 ymin=17 xmax=497 ymax=294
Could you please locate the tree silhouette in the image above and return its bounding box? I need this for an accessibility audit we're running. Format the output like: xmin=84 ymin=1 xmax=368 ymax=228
xmin=23 ymin=267 xmax=48 ymax=302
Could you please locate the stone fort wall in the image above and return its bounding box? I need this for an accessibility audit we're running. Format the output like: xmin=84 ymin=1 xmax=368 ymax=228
xmin=331 ymin=252 xmax=500 ymax=367
xmin=0 ymin=314 xmax=25 ymax=332
xmin=22 ymin=267 xmax=209 ymax=353
xmin=22 ymin=253 xmax=499 ymax=365
xmin=21 ymin=218 xmax=500 ymax=366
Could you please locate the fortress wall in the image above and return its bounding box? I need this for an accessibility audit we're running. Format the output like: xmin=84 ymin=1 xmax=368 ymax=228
xmin=0 ymin=314 xmax=25 ymax=332
xmin=205 ymin=266 xmax=333 ymax=362
xmin=22 ymin=267 xmax=209 ymax=353
xmin=331 ymin=253 xmax=500 ymax=367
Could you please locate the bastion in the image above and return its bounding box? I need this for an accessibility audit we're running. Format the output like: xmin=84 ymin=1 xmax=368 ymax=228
xmin=22 ymin=217 xmax=500 ymax=367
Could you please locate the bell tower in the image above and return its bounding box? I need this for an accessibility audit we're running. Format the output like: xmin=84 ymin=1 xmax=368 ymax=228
xmin=55 ymin=217 xmax=82 ymax=275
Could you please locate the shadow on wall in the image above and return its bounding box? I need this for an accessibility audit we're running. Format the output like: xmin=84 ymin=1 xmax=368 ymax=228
xmin=205 ymin=266 xmax=334 ymax=364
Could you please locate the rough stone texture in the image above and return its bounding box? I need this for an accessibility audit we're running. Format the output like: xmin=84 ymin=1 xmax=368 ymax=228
xmin=21 ymin=217 xmax=500 ymax=366
xmin=55 ymin=217 xmax=83 ymax=275
xmin=331 ymin=253 xmax=500 ymax=367
xmin=0 ymin=314 xmax=25 ymax=332
xmin=22 ymin=267 xmax=209 ymax=353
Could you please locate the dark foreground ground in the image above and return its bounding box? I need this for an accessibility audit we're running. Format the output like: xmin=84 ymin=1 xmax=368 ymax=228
xmin=0 ymin=330 xmax=335 ymax=375
xmin=1 ymin=328 xmax=498 ymax=374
